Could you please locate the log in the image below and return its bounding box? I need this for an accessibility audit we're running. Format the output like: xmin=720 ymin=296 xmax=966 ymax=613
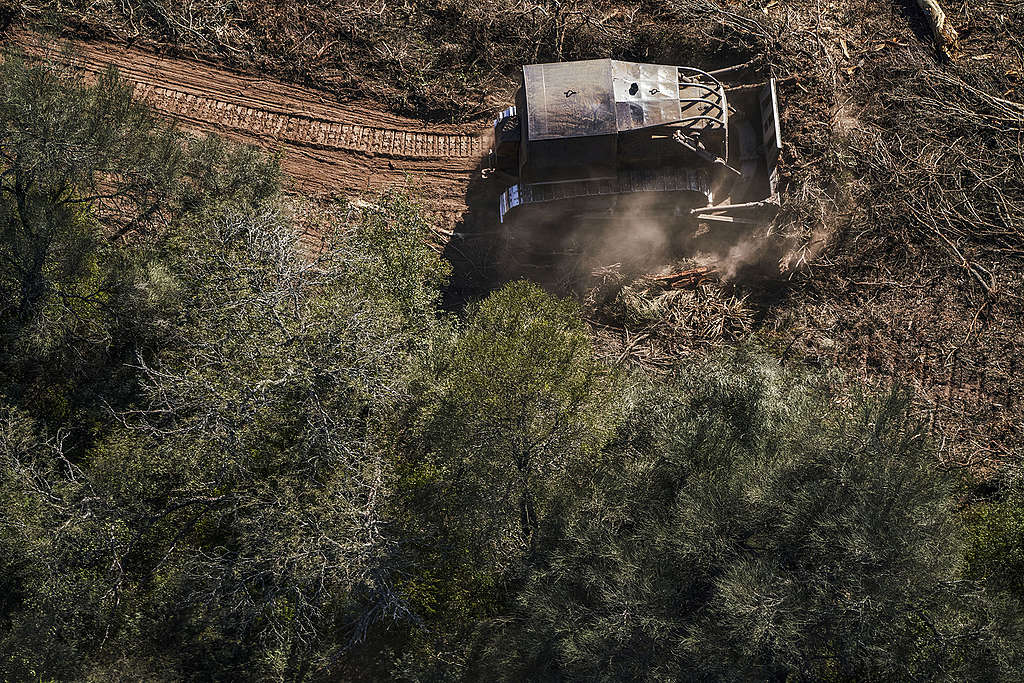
xmin=915 ymin=0 xmax=959 ymax=56
xmin=694 ymin=214 xmax=762 ymax=225
xmin=648 ymin=266 xmax=718 ymax=289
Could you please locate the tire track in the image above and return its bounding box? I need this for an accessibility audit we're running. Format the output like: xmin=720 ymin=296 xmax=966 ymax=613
xmin=6 ymin=31 xmax=489 ymax=214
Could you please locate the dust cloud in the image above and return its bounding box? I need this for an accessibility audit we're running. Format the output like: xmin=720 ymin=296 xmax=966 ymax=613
xmin=496 ymin=191 xmax=812 ymax=292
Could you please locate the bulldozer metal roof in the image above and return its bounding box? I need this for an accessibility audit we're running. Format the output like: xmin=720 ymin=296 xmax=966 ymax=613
xmin=524 ymin=59 xmax=683 ymax=141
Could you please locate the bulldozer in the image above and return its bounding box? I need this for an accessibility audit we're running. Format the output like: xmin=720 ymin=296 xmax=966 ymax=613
xmin=489 ymin=59 xmax=781 ymax=228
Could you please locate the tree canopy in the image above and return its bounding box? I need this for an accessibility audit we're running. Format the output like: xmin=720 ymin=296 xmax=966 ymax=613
xmin=477 ymin=358 xmax=1023 ymax=680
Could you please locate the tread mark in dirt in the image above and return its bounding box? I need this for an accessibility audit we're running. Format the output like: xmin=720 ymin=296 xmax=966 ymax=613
xmin=8 ymin=31 xmax=490 ymax=216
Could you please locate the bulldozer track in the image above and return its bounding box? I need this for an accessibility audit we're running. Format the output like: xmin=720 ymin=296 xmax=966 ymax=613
xmin=5 ymin=31 xmax=489 ymax=219
xmin=138 ymin=84 xmax=484 ymax=159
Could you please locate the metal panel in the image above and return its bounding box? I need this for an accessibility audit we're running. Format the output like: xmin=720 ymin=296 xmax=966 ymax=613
xmin=498 ymin=184 xmax=522 ymax=223
xmin=760 ymin=78 xmax=782 ymax=197
xmin=493 ymin=105 xmax=517 ymax=127
xmin=524 ymin=59 xmax=686 ymax=140
xmin=524 ymin=60 xmax=616 ymax=141
xmin=760 ymin=78 xmax=782 ymax=165
xmin=498 ymin=167 xmax=712 ymax=221
xmin=522 ymin=135 xmax=618 ymax=183
xmin=610 ymin=60 xmax=681 ymax=131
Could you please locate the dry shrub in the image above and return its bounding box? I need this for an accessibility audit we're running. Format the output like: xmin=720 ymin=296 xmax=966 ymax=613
xmin=13 ymin=0 xmax=661 ymax=120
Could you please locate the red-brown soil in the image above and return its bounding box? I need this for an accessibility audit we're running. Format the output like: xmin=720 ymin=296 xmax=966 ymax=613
xmin=7 ymin=31 xmax=490 ymax=222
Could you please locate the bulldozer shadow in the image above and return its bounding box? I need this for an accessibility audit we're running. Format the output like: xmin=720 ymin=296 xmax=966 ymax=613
xmin=444 ymin=167 xmax=784 ymax=308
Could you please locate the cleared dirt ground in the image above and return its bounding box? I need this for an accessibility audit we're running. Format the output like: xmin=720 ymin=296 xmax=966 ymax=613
xmin=8 ymin=31 xmax=488 ymax=227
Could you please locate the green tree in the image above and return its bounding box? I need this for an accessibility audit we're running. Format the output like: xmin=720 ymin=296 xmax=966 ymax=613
xmin=411 ymin=282 xmax=616 ymax=574
xmin=0 ymin=46 xmax=452 ymax=680
xmin=0 ymin=46 xmax=282 ymax=434
xmin=1 ymin=192 xmax=451 ymax=680
xmin=478 ymin=351 xmax=1023 ymax=681
xmin=389 ymin=282 xmax=622 ymax=679
xmin=0 ymin=46 xmax=182 ymax=426
xmin=966 ymin=466 xmax=1024 ymax=601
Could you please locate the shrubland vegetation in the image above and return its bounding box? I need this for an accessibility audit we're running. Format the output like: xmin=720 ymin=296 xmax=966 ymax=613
xmin=3 ymin=48 xmax=1024 ymax=681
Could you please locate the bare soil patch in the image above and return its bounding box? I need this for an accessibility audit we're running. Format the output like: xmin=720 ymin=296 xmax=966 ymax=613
xmin=6 ymin=31 xmax=489 ymax=227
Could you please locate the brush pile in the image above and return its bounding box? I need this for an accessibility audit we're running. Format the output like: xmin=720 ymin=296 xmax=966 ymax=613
xmin=587 ymin=265 xmax=753 ymax=370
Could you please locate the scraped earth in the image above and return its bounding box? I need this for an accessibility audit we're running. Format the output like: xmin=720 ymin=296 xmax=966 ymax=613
xmin=7 ymin=32 xmax=489 ymax=226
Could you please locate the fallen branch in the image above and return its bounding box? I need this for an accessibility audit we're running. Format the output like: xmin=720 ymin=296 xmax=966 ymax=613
xmin=648 ymin=266 xmax=718 ymax=289
xmin=914 ymin=0 xmax=959 ymax=57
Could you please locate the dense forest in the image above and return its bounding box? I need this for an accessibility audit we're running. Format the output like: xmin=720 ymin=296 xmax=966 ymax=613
xmin=2 ymin=46 xmax=1024 ymax=681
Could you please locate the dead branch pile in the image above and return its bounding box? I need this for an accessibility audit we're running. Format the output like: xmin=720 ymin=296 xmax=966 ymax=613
xmin=647 ymin=265 xmax=718 ymax=289
xmin=587 ymin=269 xmax=754 ymax=370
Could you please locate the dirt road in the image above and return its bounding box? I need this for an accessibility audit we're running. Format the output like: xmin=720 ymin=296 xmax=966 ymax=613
xmin=7 ymin=32 xmax=489 ymax=220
